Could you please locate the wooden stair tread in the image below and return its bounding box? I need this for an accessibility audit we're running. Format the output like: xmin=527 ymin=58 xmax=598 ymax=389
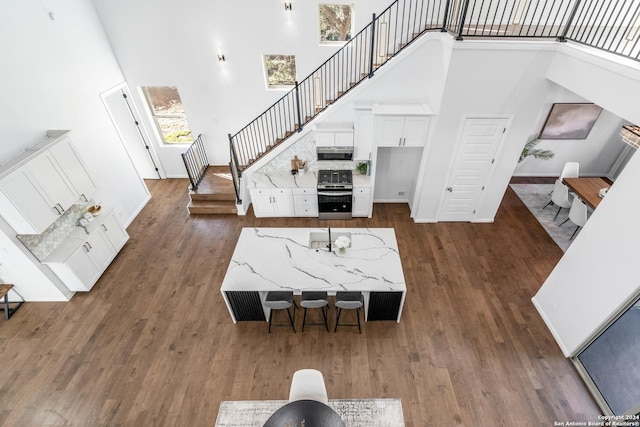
xmin=188 ymin=200 xmax=237 ymax=215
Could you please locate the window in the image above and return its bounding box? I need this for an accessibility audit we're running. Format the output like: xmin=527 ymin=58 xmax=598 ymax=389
xmin=319 ymin=4 xmax=353 ymax=43
xmin=263 ymin=55 xmax=297 ymax=89
xmin=141 ymin=86 xmax=193 ymax=144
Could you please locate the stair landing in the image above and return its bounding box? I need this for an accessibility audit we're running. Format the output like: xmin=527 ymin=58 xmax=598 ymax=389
xmin=187 ymin=166 xmax=237 ymax=215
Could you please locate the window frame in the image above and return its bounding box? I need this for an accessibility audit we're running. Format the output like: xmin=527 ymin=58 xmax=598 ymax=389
xmin=140 ymin=86 xmax=194 ymax=145
xmin=318 ymin=3 xmax=354 ymax=45
xmin=262 ymin=54 xmax=297 ymax=90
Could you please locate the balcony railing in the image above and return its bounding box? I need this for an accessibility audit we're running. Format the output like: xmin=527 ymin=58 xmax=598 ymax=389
xmin=228 ymin=0 xmax=640 ymax=203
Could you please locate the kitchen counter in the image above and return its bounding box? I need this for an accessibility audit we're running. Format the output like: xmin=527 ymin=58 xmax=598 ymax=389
xmin=247 ymin=171 xmax=371 ymax=189
xmin=220 ymin=227 xmax=406 ymax=323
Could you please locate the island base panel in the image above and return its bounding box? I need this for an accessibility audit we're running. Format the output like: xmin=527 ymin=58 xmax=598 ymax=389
xmin=367 ymin=292 xmax=403 ymax=321
xmin=225 ymin=291 xmax=266 ymax=322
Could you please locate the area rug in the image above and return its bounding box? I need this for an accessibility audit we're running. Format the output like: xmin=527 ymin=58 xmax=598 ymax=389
xmin=214 ymin=398 xmax=404 ymax=427
xmin=510 ymin=184 xmax=586 ymax=252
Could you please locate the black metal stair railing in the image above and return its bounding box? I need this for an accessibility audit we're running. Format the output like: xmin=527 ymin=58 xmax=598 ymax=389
xmin=228 ymin=0 xmax=640 ymax=204
xmin=181 ymin=134 xmax=208 ymax=190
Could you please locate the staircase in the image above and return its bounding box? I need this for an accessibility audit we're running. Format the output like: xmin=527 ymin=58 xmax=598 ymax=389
xmin=187 ymin=166 xmax=237 ymax=215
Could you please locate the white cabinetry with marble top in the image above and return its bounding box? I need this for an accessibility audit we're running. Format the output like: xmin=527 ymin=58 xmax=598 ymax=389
xmin=0 ymin=130 xmax=128 ymax=295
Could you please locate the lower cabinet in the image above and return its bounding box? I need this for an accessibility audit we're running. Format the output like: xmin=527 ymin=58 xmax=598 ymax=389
xmin=293 ymin=188 xmax=318 ymax=217
xmin=352 ymin=187 xmax=371 ymax=217
xmin=225 ymin=291 xmax=266 ymax=322
xmin=47 ymin=212 xmax=129 ymax=291
xmin=250 ymin=188 xmax=295 ymax=217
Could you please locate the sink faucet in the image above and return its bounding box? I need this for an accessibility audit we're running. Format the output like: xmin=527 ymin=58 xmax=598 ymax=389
xmin=328 ymin=226 xmax=332 ymax=252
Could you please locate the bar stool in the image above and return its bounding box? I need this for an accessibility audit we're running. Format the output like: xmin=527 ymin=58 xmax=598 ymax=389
xmin=334 ymin=291 xmax=364 ymax=333
xmin=0 ymin=284 xmax=23 ymax=320
xmin=300 ymin=291 xmax=329 ymax=332
xmin=263 ymin=291 xmax=296 ymax=333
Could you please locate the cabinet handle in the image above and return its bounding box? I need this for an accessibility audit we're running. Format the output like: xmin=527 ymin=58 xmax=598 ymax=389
xmin=399 ymin=138 xmax=402 ymax=146
xmin=83 ymin=243 xmax=90 ymax=252
xmin=56 ymin=203 xmax=65 ymax=213
xmin=403 ymin=137 xmax=406 ymax=146
xmin=101 ymin=224 xmax=108 ymax=231
xmin=53 ymin=205 xmax=61 ymax=215
xmin=80 ymin=194 xmax=88 ymax=203
xmin=85 ymin=242 xmax=93 ymax=250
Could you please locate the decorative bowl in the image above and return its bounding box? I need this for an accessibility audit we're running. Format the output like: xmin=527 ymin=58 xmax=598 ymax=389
xmin=88 ymin=205 xmax=102 ymax=216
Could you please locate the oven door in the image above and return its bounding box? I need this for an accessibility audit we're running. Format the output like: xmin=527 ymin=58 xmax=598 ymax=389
xmin=318 ymin=191 xmax=353 ymax=219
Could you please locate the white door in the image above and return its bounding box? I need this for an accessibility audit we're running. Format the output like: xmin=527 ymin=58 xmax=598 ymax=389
xmin=439 ymin=117 xmax=508 ymax=222
xmin=101 ymin=84 xmax=163 ymax=179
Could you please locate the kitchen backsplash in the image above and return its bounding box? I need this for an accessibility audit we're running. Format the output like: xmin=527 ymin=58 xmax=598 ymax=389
xmin=17 ymin=200 xmax=94 ymax=261
xmin=256 ymin=131 xmax=357 ymax=173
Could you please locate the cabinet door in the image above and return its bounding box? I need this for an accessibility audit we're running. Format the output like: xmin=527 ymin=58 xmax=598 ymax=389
xmin=0 ymin=167 xmax=61 ymax=233
xmin=334 ymin=132 xmax=354 ymax=147
xmin=100 ymin=213 xmax=129 ymax=252
xmin=49 ymin=138 xmax=97 ymax=201
xmin=66 ymin=244 xmax=101 ymax=290
xmin=352 ymin=188 xmax=371 ymax=217
xmin=85 ymin=230 xmax=115 ymax=272
xmin=250 ymin=189 xmax=274 ymax=217
xmin=354 ymin=112 xmax=374 ymax=160
xmin=315 ymin=132 xmax=335 ymax=147
xmin=377 ymin=117 xmax=405 ymax=147
xmin=272 ymin=189 xmax=294 ymax=216
xmin=28 ymin=152 xmax=78 ymax=211
xmin=403 ymin=117 xmax=429 ymax=147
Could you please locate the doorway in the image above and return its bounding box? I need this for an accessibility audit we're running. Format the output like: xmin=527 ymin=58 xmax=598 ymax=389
xmin=101 ymin=83 xmax=164 ymax=179
xmin=439 ymin=116 xmax=510 ymax=221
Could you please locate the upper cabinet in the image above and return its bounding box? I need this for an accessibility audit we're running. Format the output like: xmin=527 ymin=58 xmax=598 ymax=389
xmin=49 ymin=137 xmax=97 ymax=202
xmin=0 ymin=131 xmax=96 ymax=234
xmin=314 ymin=123 xmax=354 ymax=147
xmin=354 ymin=107 xmax=374 ymax=160
xmin=372 ymin=104 xmax=433 ymax=148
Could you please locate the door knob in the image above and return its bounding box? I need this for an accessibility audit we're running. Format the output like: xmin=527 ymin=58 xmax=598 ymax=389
xmin=446 ymin=187 xmax=453 ymax=192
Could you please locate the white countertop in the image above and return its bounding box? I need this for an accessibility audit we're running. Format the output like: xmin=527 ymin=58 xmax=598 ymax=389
xmin=220 ymin=227 xmax=406 ymax=293
xmin=247 ymin=171 xmax=371 ymax=189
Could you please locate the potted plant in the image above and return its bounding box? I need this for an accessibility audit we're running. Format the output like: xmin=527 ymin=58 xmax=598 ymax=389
xmin=356 ymin=161 xmax=369 ymax=175
xmin=519 ymin=134 xmax=554 ymax=163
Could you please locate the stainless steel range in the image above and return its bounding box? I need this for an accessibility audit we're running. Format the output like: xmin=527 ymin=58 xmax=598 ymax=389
xmin=317 ymin=169 xmax=353 ymax=220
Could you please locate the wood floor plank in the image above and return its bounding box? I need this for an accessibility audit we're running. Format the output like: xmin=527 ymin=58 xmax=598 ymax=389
xmin=0 ymin=179 xmax=601 ymax=425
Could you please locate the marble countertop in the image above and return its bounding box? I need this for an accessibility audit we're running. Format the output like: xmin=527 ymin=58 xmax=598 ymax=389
xmin=247 ymin=171 xmax=371 ymax=189
xmin=220 ymin=227 xmax=406 ymax=293
xmin=42 ymin=208 xmax=113 ymax=263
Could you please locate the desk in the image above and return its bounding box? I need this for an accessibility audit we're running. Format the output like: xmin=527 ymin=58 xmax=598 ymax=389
xmin=263 ymin=400 xmax=346 ymax=427
xmin=562 ymin=177 xmax=610 ymax=209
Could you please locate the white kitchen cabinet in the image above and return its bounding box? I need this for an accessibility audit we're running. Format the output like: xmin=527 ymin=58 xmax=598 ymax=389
xmin=0 ymin=131 xmax=97 ymax=234
xmin=352 ymin=187 xmax=372 ymax=217
xmin=49 ymin=137 xmax=97 ymax=201
xmin=0 ymin=167 xmax=63 ymax=233
xmin=46 ymin=212 xmax=129 ymax=291
xmin=293 ymin=188 xmax=318 ymax=217
xmin=100 ymin=213 xmax=129 ymax=251
xmin=250 ymin=188 xmax=294 ymax=217
xmin=354 ymin=109 xmax=374 ymax=160
xmin=315 ymin=127 xmax=354 ymax=147
xmin=375 ymin=116 xmax=429 ymax=147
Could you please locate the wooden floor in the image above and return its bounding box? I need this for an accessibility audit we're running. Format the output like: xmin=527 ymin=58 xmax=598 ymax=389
xmin=0 ymin=179 xmax=600 ymax=426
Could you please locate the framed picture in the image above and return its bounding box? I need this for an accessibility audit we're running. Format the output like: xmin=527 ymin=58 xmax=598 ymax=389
xmin=539 ymin=103 xmax=603 ymax=139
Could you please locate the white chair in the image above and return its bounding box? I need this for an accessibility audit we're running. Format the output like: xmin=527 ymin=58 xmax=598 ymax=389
xmin=543 ymin=179 xmax=572 ymax=220
xmin=288 ymin=369 xmax=329 ymax=405
xmin=549 ymin=162 xmax=580 ymax=195
xmin=560 ymin=197 xmax=588 ymax=239
xmin=559 ymin=162 xmax=580 ymax=180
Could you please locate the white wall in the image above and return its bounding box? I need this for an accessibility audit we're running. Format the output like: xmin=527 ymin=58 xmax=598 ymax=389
xmin=0 ymin=0 xmax=150 ymax=301
xmin=91 ymin=0 xmax=393 ymax=174
xmin=532 ymin=146 xmax=640 ymax=356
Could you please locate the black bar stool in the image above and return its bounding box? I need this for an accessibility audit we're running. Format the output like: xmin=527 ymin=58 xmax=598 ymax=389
xmin=334 ymin=291 xmax=364 ymax=333
xmin=263 ymin=291 xmax=296 ymax=333
xmin=300 ymin=291 xmax=329 ymax=332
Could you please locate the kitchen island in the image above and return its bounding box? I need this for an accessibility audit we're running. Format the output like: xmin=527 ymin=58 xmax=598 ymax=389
xmin=220 ymin=227 xmax=406 ymax=323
